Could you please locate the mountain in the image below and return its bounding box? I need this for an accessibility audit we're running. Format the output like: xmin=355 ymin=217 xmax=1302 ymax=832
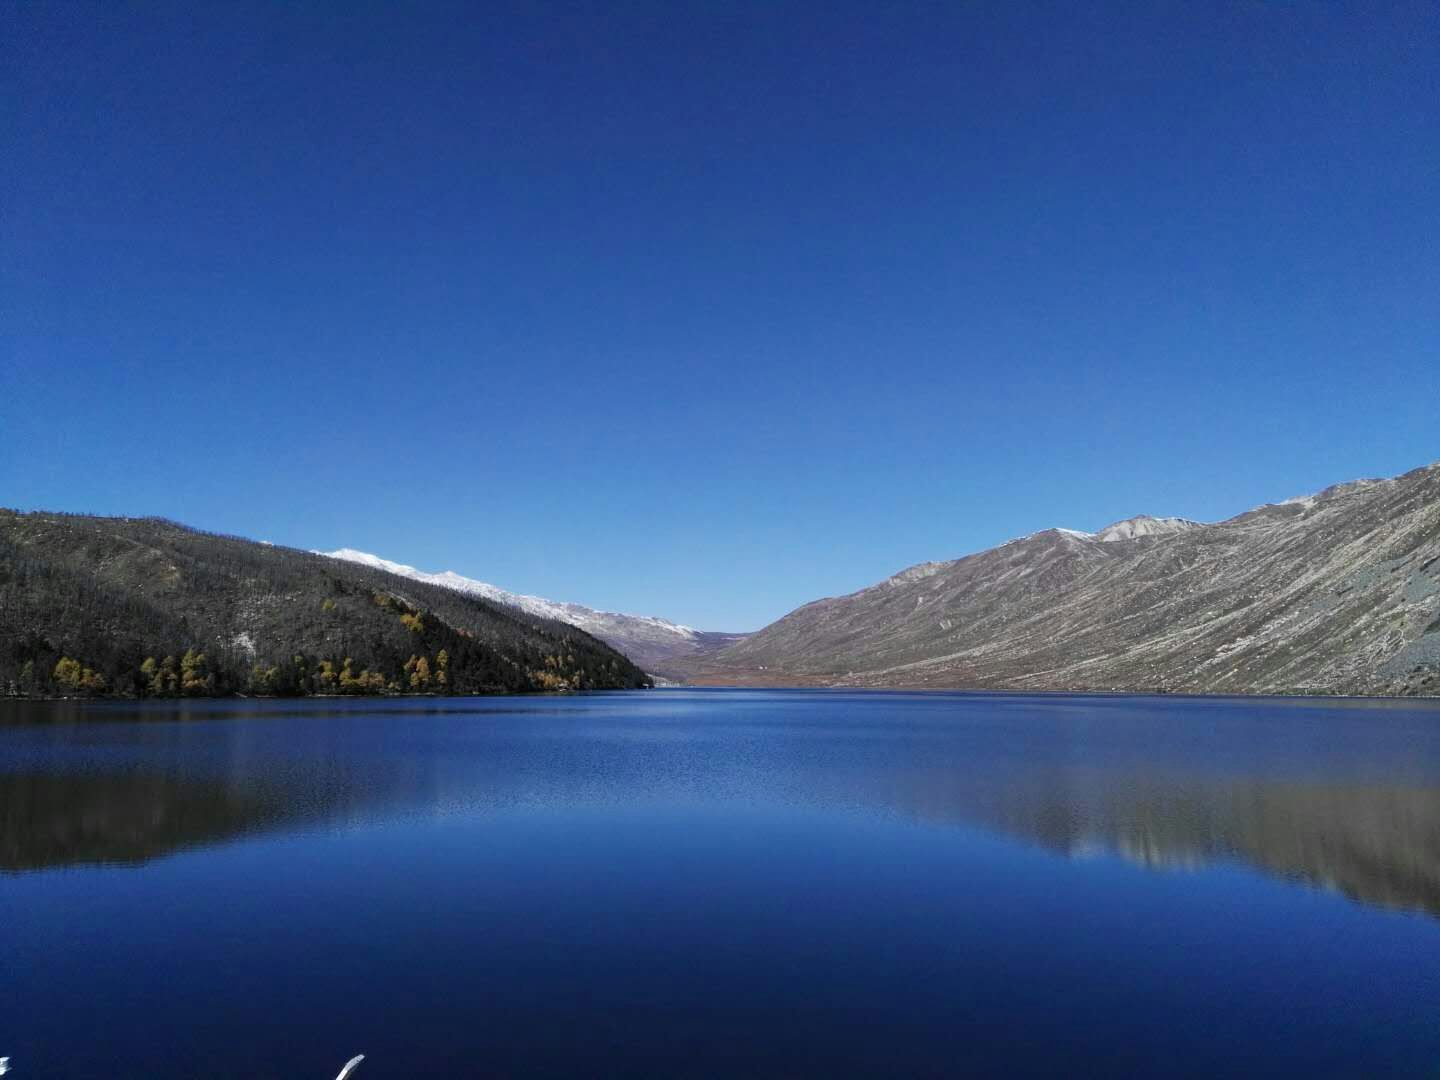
xmin=1093 ymin=515 xmax=1204 ymax=542
xmin=0 ymin=512 xmax=650 ymax=697
xmin=321 ymin=548 xmax=747 ymax=676
xmin=688 ymin=462 xmax=1440 ymax=696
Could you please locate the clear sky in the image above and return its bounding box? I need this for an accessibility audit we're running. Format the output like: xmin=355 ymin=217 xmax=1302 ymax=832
xmin=3 ymin=2 xmax=1437 ymax=631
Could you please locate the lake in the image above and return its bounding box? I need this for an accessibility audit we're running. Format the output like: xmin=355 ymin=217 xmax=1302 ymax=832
xmin=3 ymin=689 xmax=1440 ymax=1077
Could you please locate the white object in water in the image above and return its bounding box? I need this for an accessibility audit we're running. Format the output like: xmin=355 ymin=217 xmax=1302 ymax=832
xmin=0 ymin=1055 xmax=10 ymax=1074
xmin=335 ymin=1055 xmax=364 ymax=1079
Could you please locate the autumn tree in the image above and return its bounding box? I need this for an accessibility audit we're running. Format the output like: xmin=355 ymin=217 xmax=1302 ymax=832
xmin=180 ymin=649 xmax=214 ymax=695
xmin=54 ymin=657 xmax=106 ymax=694
xmin=151 ymin=655 xmax=179 ymax=695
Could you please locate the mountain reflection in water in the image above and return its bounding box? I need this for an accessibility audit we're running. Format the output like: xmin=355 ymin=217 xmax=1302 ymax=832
xmin=875 ymin=767 xmax=1440 ymax=918
xmin=3 ymin=693 xmax=1439 ymax=921
xmin=1 ymin=770 xmax=298 ymax=871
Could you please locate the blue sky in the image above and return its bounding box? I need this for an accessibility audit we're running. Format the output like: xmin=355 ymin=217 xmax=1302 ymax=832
xmin=3 ymin=2 xmax=1437 ymax=630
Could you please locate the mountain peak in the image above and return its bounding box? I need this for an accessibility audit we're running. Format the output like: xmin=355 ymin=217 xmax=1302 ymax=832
xmin=1094 ymin=515 xmax=1203 ymax=543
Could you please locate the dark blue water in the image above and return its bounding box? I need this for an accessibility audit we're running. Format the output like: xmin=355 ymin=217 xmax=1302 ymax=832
xmin=3 ymin=689 xmax=1440 ymax=1077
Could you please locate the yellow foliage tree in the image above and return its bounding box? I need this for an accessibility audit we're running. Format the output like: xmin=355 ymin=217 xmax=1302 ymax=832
xmin=154 ymin=655 xmax=179 ymax=695
xmin=53 ymin=657 xmax=84 ymax=692
xmin=54 ymin=657 xmax=106 ymax=695
xmin=180 ymin=649 xmax=213 ymax=695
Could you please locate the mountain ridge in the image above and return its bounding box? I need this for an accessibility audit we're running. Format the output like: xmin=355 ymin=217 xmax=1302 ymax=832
xmin=321 ymin=548 xmax=748 ymax=677
xmin=684 ymin=461 xmax=1440 ymax=696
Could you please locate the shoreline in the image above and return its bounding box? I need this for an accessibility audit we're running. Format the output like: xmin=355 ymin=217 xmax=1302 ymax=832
xmin=5 ymin=683 xmax=1438 ymax=704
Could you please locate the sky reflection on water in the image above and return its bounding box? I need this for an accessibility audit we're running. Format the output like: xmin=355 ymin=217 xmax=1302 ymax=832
xmin=3 ymin=690 xmax=1440 ymax=1077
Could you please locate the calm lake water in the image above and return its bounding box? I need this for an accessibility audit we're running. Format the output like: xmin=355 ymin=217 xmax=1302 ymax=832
xmin=3 ymin=689 xmax=1440 ymax=1077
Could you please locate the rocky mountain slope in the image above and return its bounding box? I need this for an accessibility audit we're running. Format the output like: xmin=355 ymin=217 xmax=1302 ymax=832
xmin=0 ymin=512 xmax=650 ymax=697
xmin=322 ymin=549 xmax=747 ymax=676
xmin=690 ymin=462 xmax=1440 ymax=696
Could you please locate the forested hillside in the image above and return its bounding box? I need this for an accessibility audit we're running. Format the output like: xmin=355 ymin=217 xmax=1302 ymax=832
xmin=0 ymin=511 xmax=651 ymax=697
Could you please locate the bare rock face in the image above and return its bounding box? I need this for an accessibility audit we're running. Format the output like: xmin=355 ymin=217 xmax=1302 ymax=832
xmin=1094 ymin=515 xmax=1203 ymax=543
xmin=693 ymin=462 xmax=1440 ymax=696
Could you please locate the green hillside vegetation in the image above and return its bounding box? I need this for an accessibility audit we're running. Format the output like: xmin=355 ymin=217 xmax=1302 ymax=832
xmin=0 ymin=510 xmax=651 ymax=698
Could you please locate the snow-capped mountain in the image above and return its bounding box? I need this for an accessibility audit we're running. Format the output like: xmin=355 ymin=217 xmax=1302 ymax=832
xmin=320 ymin=549 xmax=746 ymax=676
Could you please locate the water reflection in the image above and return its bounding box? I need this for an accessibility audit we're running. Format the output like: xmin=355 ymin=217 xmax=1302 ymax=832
xmin=1 ymin=770 xmax=301 ymax=871
xmin=877 ymin=766 xmax=1440 ymax=918
xmin=3 ymin=694 xmax=1439 ymax=922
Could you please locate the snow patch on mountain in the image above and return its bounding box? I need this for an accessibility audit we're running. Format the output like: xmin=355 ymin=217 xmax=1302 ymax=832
xmin=320 ymin=548 xmax=701 ymax=640
xmin=1094 ymin=516 xmax=1204 ymax=543
xmin=1001 ymin=527 xmax=1095 ymax=548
